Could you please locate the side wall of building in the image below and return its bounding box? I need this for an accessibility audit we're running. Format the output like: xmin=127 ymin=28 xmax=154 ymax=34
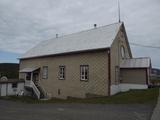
xmin=20 ymin=50 xmax=109 ymax=99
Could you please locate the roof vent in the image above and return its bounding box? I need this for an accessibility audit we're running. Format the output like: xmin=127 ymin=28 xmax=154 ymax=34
xmin=56 ymin=34 xmax=58 ymax=38
xmin=94 ymin=24 xmax=97 ymax=28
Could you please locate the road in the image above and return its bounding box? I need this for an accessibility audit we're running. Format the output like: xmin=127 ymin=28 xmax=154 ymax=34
xmin=0 ymin=100 xmax=154 ymax=120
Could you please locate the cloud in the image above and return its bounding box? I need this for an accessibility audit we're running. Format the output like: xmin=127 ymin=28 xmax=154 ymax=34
xmin=0 ymin=0 xmax=160 ymax=67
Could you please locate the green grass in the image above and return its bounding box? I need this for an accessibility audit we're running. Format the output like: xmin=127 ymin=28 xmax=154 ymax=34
xmin=0 ymin=88 xmax=159 ymax=104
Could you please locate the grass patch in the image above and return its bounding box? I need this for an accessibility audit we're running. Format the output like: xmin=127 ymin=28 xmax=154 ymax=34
xmin=0 ymin=96 xmax=37 ymax=103
xmin=0 ymin=88 xmax=159 ymax=104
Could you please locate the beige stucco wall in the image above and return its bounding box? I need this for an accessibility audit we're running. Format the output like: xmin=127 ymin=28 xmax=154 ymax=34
xmin=120 ymin=69 xmax=147 ymax=84
xmin=19 ymin=50 xmax=109 ymax=99
xmin=110 ymin=24 xmax=132 ymax=85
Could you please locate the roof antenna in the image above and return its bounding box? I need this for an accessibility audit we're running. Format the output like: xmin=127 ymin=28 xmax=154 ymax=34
xmin=118 ymin=0 xmax=121 ymax=23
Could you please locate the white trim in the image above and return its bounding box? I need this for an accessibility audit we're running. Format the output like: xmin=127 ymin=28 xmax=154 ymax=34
xmin=111 ymin=83 xmax=148 ymax=95
xmin=110 ymin=84 xmax=121 ymax=95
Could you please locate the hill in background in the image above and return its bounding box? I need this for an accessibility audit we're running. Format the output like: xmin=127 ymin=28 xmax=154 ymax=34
xmin=0 ymin=63 xmax=19 ymax=79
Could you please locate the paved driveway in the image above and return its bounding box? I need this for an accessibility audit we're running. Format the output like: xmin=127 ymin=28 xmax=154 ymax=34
xmin=0 ymin=100 xmax=154 ymax=120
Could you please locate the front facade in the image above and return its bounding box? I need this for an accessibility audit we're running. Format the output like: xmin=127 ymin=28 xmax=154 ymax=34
xmin=19 ymin=22 xmax=151 ymax=99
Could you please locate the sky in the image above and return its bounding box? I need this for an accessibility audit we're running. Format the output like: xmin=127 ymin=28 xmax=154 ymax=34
xmin=0 ymin=0 xmax=160 ymax=68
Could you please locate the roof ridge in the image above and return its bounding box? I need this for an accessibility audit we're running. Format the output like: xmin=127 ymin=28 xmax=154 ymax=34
xmin=133 ymin=57 xmax=150 ymax=59
xmin=42 ymin=22 xmax=122 ymax=42
xmin=125 ymin=57 xmax=150 ymax=60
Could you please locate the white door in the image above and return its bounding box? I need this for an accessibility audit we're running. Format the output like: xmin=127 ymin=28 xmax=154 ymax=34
xmin=1 ymin=84 xmax=7 ymax=96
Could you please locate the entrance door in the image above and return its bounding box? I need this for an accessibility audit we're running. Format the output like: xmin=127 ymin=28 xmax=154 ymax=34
xmin=33 ymin=72 xmax=39 ymax=86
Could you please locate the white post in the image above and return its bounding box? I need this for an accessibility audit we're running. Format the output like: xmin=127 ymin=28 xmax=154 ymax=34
xmin=25 ymin=73 xmax=26 ymax=81
xmin=31 ymin=72 xmax=33 ymax=81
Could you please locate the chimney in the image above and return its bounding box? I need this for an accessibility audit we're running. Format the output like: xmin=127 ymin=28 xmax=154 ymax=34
xmin=56 ymin=34 xmax=58 ymax=38
xmin=94 ymin=24 xmax=97 ymax=28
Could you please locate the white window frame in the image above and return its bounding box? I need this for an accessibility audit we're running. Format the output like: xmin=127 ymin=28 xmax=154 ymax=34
xmin=59 ymin=66 xmax=65 ymax=80
xmin=80 ymin=65 xmax=89 ymax=81
xmin=42 ymin=66 xmax=48 ymax=79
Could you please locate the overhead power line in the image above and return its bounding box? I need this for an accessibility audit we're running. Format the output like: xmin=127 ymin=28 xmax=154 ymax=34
xmin=130 ymin=42 xmax=160 ymax=49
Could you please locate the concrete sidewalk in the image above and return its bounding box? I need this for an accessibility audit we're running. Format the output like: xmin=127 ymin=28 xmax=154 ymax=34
xmin=151 ymin=89 xmax=160 ymax=120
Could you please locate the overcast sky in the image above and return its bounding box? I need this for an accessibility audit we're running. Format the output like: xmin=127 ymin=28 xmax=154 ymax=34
xmin=0 ymin=0 xmax=160 ymax=68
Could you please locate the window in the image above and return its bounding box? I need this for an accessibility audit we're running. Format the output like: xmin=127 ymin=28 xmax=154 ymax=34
xmin=80 ymin=65 xmax=89 ymax=81
xmin=121 ymin=45 xmax=125 ymax=59
xmin=59 ymin=66 xmax=65 ymax=80
xmin=12 ymin=83 xmax=17 ymax=88
xmin=42 ymin=66 xmax=48 ymax=79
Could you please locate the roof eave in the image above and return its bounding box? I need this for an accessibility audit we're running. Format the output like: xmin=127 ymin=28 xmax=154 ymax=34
xmin=120 ymin=67 xmax=150 ymax=69
xmin=19 ymin=47 xmax=110 ymax=60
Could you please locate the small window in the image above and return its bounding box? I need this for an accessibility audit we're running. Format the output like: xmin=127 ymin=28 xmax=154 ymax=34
xmin=42 ymin=66 xmax=48 ymax=79
xmin=80 ymin=65 xmax=89 ymax=81
xmin=59 ymin=66 xmax=65 ymax=80
xmin=12 ymin=83 xmax=17 ymax=88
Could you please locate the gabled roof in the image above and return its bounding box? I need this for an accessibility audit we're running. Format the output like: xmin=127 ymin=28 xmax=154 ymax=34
xmin=20 ymin=22 xmax=122 ymax=59
xmin=120 ymin=57 xmax=151 ymax=68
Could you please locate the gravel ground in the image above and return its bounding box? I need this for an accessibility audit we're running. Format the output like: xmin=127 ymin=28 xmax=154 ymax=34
xmin=0 ymin=100 xmax=154 ymax=120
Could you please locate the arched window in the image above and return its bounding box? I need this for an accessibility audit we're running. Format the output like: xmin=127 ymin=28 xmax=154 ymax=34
xmin=121 ymin=45 xmax=125 ymax=59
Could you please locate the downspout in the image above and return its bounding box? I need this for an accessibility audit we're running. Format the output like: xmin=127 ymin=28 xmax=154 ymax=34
xmin=108 ymin=49 xmax=111 ymax=96
xmin=146 ymin=68 xmax=149 ymax=85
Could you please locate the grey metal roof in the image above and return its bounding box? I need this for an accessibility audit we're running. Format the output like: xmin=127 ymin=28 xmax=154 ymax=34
xmin=20 ymin=22 xmax=122 ymax=59
xmin=120 ymin=58 xmax=151 ymax=68
xmin=19 ymin=67 xmax=40 ymax=73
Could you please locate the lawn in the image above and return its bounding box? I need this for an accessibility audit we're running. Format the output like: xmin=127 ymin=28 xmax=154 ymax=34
xmin=0 ymin=88 xmax=159 ymax=104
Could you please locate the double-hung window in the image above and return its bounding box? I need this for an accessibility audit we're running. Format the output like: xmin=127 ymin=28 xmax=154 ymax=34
xmin=80 ymin=65 xmax=89 ymax=81
xmin=59 ymin=66 xmax=65 ymax=80
xmin=42 ymin=66 xmax=48 ymax=79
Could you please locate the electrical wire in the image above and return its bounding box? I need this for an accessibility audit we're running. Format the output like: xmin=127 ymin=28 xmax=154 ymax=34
xmin=130 ymin=42 xmax=160 ymax=49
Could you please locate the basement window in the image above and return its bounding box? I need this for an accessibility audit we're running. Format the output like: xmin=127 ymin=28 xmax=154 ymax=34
xmin=80 ymin=65 xmax=89 ymax=81
xmin=59 ymin=66 xmax=65 ymax=80
xmin=42 ymin=66 xmax=48 ymax=79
